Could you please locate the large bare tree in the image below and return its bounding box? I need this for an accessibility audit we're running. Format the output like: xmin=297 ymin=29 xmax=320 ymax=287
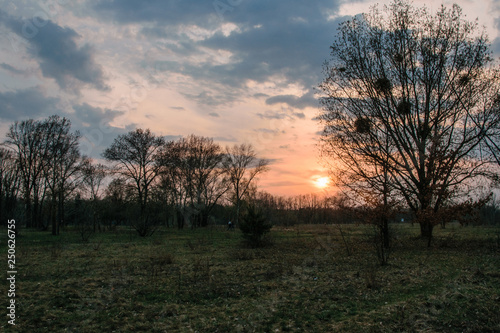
xmin=103 ymin=128 xmax=165 ymax=236
xmin=43 ymin=116 xmax=81 ymax=235
xmin=81 ymin=158 xmax=107 ymax=232
xmin=319 ymin=0 xmax=500 ymax=244
xmin=5 ymin=118 xmax=52 ymax=228
xmin=157 ymin=135 xmax=228 ymax=228
xmin=222 ymin=143 xmax=269 ymax=225
xmin=0 ymin=148 xmax=19 ymax=225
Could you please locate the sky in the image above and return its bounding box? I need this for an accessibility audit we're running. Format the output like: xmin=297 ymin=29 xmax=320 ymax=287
xmin=0 ymin=0 xmax=499 ymax=197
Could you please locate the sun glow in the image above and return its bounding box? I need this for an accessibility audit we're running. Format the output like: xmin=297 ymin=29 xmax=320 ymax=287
xmin=313 ymin=176 xmax=330 ymax=189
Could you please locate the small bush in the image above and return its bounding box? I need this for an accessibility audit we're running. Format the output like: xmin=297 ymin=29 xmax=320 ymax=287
xmin=239 ymin=205 xmax=273 ymax=248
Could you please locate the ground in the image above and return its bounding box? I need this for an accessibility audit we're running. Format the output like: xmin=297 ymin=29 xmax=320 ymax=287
xmin=1 ymin=223 xmax=499 ymax=332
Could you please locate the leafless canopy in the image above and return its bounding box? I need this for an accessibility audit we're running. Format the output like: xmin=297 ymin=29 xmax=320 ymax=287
xmin=319 ymin=0 xmax=500 ymax=238
xmin=103 ymin=128 xmax=165 ymax=220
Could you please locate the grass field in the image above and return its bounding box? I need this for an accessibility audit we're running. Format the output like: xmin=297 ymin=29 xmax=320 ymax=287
xmin=1 ymin=223 xmax=499 ymax=332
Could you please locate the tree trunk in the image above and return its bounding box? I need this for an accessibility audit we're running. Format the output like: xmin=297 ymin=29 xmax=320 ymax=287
xmin=25 ymin=197 xmax=32 ymax=228
xmin=420 ymin=222 xmax=434 ymax=247
xmin=381 ymin=217 xmax=390 ymax=249
xmin=51 ymin=194 xmax=58 ymax=235
xmin=235 ymin=201 xmax=240 ymax=226
xmin=176 ymin=210 xmax=184 ymax=229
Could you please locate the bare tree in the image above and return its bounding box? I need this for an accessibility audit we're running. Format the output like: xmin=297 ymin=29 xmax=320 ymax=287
xmin=81 ymin=158 xmax=107 ymax=232
xmin=320 ymin=112 xmax=398 ymax=250
xmin=157 ymin=135 xmax=228 ymax=228
xmin=101 ymin=177 xmax=131 ymax=229
xmin=176 ymin=135 xmax=228 ymax=227
xmin=43 ymin=116 xmax=81 ymax=235
xmin=0 ymin=148 xmax=20 ymax=225
xmin=103 ymin=128 xmax=165 ymax=236
xmin=319 ymin=0 xmax=500 ymax=245
xmin=156 ymin=141 xmax=190 ymax=229
xmin=5 ymin=118 xmax=52 ymax=228
xmin=222 ymin=143 xmax=269 ymax=225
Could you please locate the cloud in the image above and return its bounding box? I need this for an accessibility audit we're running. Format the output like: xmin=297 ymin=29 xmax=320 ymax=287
xmin=254 ymin=128 xmax=285 ymax=135
xmin=71 ymin=103 xmax=131 ymax=157
xmin=208 ymin=112 xmax=220 ymax=117
xmin=0 ymin=10 xmax=108 ymax=92
xmin=492 ymin=36 xmax=500 ymax=56
xmin=266 ymin=90 xmax=318 ymax=109
xmin=170 ymin=106 xmax=185 ymax=110
xmin=93 ymin=0 xmax=218 ymax=28
xmin=0 ymin=87 xmax=60 ymax=120
xmin=90 ymin=0 xmax=344 ymax=107
xmin=73 ymin=103 xmax=124 ymax=127
xmin=213 ymin=135 xmax=237 ymax=142
xmin=0 ymin=63 xmax=25 ymax=75
xmin=164 ymin=134 xmax=183 ymax=142
xmin=256 ymin=111 xmax=288 ymax=120
xmin=256 ymin=109 xmax=306 ymax=121
xmin=181 ymin=89 xmax=239 ymax=106
xmin=266 ymin=180 xmax=304 ymax=187
xmin=197 ymin=10 xmax=345 ymax=90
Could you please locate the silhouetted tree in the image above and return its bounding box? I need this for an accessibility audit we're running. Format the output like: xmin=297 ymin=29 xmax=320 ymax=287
xmin=0 ymin=148 xmax=19 ymax=225
xmin=103 ymin=128 xmax=165 ymax=236
xmin=240 ymin=204 xmax=272 ymax=248
xmin=101 ymin=177 xmax=130 ymax=229
xmin=81 ymin=158 xmax=107 ymax=232
xmin=319 ymin=0 xmax=500 ymax=245
xmin=43 ymin=116 xmax=81 ymax=235
xmin=223 ymin=143 xmax=269 ymax=225
xmin=5 ymin=118 xmax=51 ymax=228
xmin=156 ymin=135 xmax=229 ymax=228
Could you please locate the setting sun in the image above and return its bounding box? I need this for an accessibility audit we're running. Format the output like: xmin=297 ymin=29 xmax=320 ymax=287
xmin=313 ymin=176 xmax=330 ymax=189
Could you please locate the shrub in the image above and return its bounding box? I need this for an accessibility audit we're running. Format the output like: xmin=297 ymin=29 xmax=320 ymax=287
xmin=239 ymin=205 xmax=272 ymax=248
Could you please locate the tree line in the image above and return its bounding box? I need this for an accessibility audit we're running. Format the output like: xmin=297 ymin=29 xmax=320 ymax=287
xmin=1 ymin=114 xmax=498 ymax=240
xmin=0 ymin=116 xmax=271 ymax=236
xmin=2 ymin=115 xmax=404 ymax=238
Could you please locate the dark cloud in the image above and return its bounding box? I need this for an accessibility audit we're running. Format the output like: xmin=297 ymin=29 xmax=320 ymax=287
xmin=0 ymin=10 xmax=108 ymax=92
xmin=208 ymin=112 xmax=220 ymax=117
xmin=0 ymin=63 xmax=25 ymax=75
xmin=181 ymin=89 xmax=239 ymax=106
xmin=266 ymin=90 xmax=318 ymax=110
xmin=92 ymin=0 xmax=344 ymax=106
xmin=256 ymin=109 xmax=305 ymax=121
xmin=164 ymin=135 xmax=183 ymax=142
xmin=253 ymin=93 xmax=269 ymax=98
xmin=492 ymin=36 xmax=500 ymax=57
xmin=256 ymin=111 xmax=288 ymax=120
xmin=71 ymin=103 xmax=131 ymax=157
xmin=197 ymin=8 xmax=345 ymax=90
xmin=170 ymin=106 xmax=185 ymax=110
xmin=265 ymin=158 xmax=281 ymax=165
xmin=254 ymin=128 xmax=285 ymax=135
xmin=94 ymin=0 xmax=217 ymax=28
xmin=0 ymin=87 xmax=60 ymax=120
xmin=73 ymin=103 xmax=124 ymax=126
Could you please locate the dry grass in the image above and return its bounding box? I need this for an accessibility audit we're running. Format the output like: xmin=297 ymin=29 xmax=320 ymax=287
xmin=1 ymin=223 xmax=499 ymax=332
